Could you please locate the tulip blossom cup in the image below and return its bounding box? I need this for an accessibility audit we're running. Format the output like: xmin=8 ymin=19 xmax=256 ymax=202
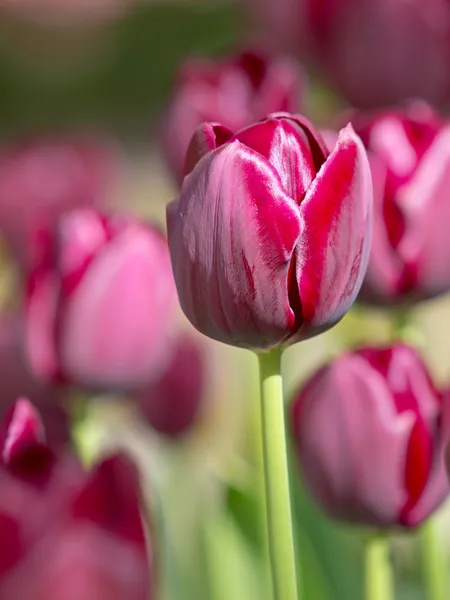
xmin=167 ymin=112 xmax=373 ymax=600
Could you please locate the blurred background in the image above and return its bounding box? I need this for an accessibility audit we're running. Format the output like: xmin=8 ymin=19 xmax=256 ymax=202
xmin=1 ymin=1 xmax=450 ymax=599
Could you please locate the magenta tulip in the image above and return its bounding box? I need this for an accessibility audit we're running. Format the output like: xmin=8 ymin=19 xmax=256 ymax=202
xmin=25 ymin=208 xmax=176 ymax=391
xmin=162 ymin=49 xmax=304 ymax=182
xmin=351 ymin=102 xmax=450 ymax=304
xmin=247 ymin=0 xmax=450 ymax=109
xmin=291 ymin=345 xmax=450 ymax=527
xmin=0 ymin=399 xmax=153 ymax=600
xmin=135 ymin=332 xmax=205 ymax=437
xmin=0 ymin=137 xmax=115 ymax=266
xmin=167 ymin=113 xmax=373 ymax=350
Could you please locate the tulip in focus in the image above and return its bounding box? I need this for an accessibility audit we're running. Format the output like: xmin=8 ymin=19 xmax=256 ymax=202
xmin=291 ymin=345 xmax=450 ymax=527
xmin=167 ymin=113 xmax=373 ymax=350
xmin=0 ymin=137 xmax=115 ymax=266
xmin=135 ymin=332 xmax=205 ymax=438
xmin=352 ymin=102 xmax=450 ymax=304
xmin=0 ymin=398 xmax=153 ymax=600
xmin=26 ymin=208 xmax=176 ymax=391
xmin=162 ymin=49 xmax=304 ymax=182
xmin=247 ymin=0 xmax=450 ymax=109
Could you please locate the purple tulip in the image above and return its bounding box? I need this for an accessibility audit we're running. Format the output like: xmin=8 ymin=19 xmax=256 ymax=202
xmin=162 ymin=49 xmax=304 ymax=182
xmin=135 ymin=332 xmax=205 ymax=438
xmin=247 ymin=0 xmax=450 ymax=109
xmin=351 ymin=102 xmax=450 ymax=304
xmin=0 ymin=137 xmax=115 ymax=266
xmin=25 ymin=208 xmax=176 ymax=391
xmin=0 ymin=399 xmax=153 ymax=600
xmin=167 ymin=112 xmax=373 ymax=350
xmin=291 ymin=345 xmax=450 ymax=527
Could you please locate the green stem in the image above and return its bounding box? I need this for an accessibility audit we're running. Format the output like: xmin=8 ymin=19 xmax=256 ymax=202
xmin=257 ymin=348 xmax=299 ymax=600
xmin=420 ymin=519 xmax=446 ymax=600
xmin=364 ymin=534 xmax=394 ymax=600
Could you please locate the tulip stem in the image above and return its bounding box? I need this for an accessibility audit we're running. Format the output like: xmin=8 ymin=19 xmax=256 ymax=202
xmin=364 ymin=533 xmax=394 ymax=600
xmin=420 ymin=518 xmax=446 ymax=600
xmin=257 ymin=348 xmax=299 ymax=600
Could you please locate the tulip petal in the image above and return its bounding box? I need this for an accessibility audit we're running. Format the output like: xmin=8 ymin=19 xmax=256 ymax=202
xmin=1 ymin=398 xmax=45 ymax=464
xmin=293 ymin=124 xmax=372 ymax=336
xmin=184 ymin=122 xmax=233 ymax=176
xmin=167 ymin=141 xmax=302 ymax=349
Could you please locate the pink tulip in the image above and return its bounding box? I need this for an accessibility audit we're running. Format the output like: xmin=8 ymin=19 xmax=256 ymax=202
xmin=162 ymin=49 xmax=304 ymax=182
xmin=167 ymin=113 xmax=373 ymax=350
xmin=291 ymin=345 xmax=450 ymax=527
xmin=26 ymin=208 xmax=176 ymax=391
xmin=0 ymin=313 xmax=69 ymax=448
xmin=247 ymin=0 xmax=450 ymax=109
xmin=0 ymin=399 xmax=153 ymax=600
xmin=135 ymin=332 xmax=205 ymax=438
xmin=0 ymin=137 xmax=115 ymax=266
xmin=352 ymin=102 xmax=450 ymax=304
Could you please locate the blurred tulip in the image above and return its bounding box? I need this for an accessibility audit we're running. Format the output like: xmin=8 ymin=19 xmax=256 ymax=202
xmin=135 ymin=332 xmax=205 ymax=438
xmin=351 ymin=102 xmax=450 ymax=304
xmin=0 ymin=313 xmax=69 ymax=448
xmin=26 ymin=208 xmax=176 ymax=391
xmin=162 ymin=49 xmax=304 ymax=182
xmin=0 ymin=137 xmax=115 ymax=266
xmin=167 ymin=113 xmax=372 ymax=350
xmin=247 ymin=0 xmax=450 ymax=109
xmin=0 ymin=398 xmax=153 ymax=600
xmin=291 ymin=345 xmax=450 ymax=527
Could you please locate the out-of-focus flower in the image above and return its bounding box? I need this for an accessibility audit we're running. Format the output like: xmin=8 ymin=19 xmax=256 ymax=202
xmin=0 ymin=137 xmax=115 ymax=266
xmin=0 ymin=0 xmax=136 ymax=27
xmin=162 ymin=49 xmax=304 ymax=182
xmin=26 ymin=208 xmax=176 ymax=391
xmin=291 ymin=345 xmax=450 ymax=527
xmin=0 ymin=398 xmax=153 ymax=600
xmin=135 ymin=332 xmax=205 ymax=438
xmin=0 ymin=313 xmax=69 ymax=449
xmin=352 ymin=102 xmax=450 ymax=304
xmin=167 ymin=113 xmax=372 ymax=350
xmin=247 ymin=0 xmax=450 ymax=109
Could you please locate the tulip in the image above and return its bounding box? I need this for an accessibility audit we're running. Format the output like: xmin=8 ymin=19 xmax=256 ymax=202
xmin=25 ymin=208 xmax=176 ymax=391
xmin=351 ymin=102 xmax=450 ymax=304
xmin=167 ymin=113 xmax=373 ymax=350
xmin=135 ymin=332 xmax=205 ymax=437
xmin=0 ymin=137 xmax=115 ymax=266
xmin=0 ymin=399 xmax=153 ymax=600
xmin=291 ymin=344 xmax=450 ymax=527
xmin=246 ymin=0 xmax=450 ymax=109
xmin=162 ymin=49 xmax=304 ymax=182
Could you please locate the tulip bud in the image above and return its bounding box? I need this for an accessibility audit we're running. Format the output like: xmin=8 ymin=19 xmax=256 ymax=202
xmin=247 ymin=0 xmax=450 ymax=109
xmin=162 ymin=49 xmax=304 ymax=182
xmin=291 ymin=345 xmax=450 ymax=527
xmin=0 ymin=399 xmax=153 ymax=600
xmin=167 ymin=113 xmax=373 ymax=350
xmin=25 ymin=208 xmax=176 ymax=391
xmin=0 ymin=137 xmax=115 ymax=266
xmin=135 ymin=332 xmax=205 ymax=437
xmin=353 ymin=102 xmax=450 ymax=304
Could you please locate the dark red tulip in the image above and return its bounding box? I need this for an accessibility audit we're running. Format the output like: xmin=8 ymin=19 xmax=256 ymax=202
xmin=291 ymin=345 xmax=450 ymax=527
xmin=167 ymin=113 xmax=372 ymax=350
xmin=162 ymin=48 xmax=304 ymax=182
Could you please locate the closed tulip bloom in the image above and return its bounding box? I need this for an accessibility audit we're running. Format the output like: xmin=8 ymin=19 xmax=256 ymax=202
xmin=135 ymin=332 xmax=205 ymax=437
xmin=162 ymin=49 xmax=304 ymax=182
xmin=167 ymin=113 xmax=373 ymax=350
xmin=0 ymin=399 xmax=153 ymax=600
xmin=247 ymin=0 xmax=450 ymax=109
xmin=291 ymin=345 xmax=450 ymax=527
xmin=0 ymin=137 xmax=115 ymax=266
xmin=26 ymin=208 xmax=176 ymax=391
xmin=353 ymin=103 xmax=450 ymax=304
